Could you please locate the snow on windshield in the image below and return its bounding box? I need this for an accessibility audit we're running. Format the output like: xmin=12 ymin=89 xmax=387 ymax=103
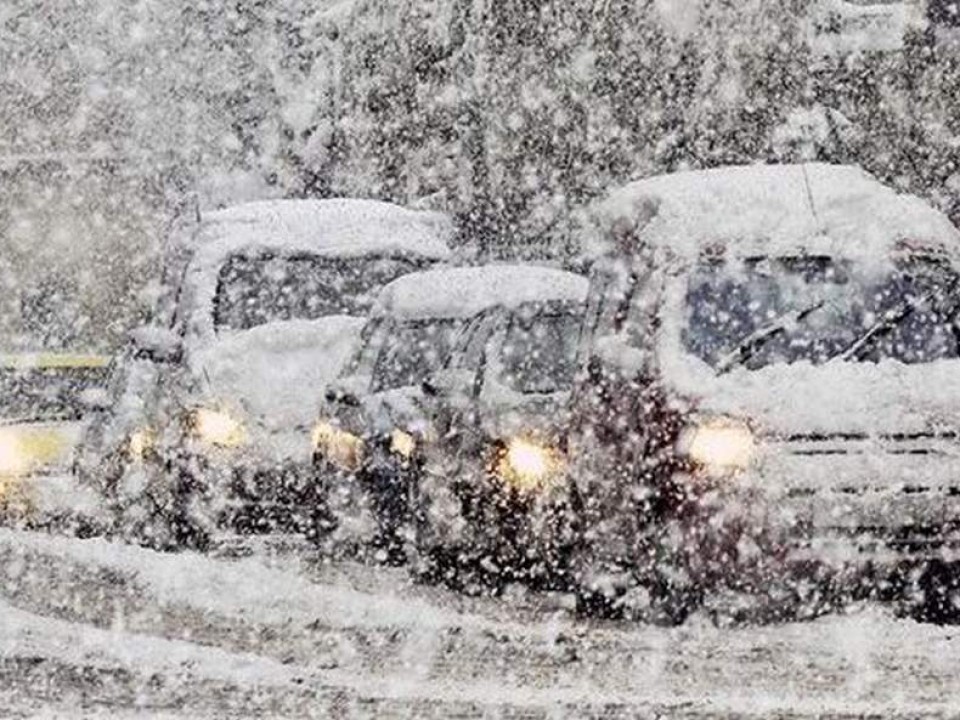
xmin=684 ymin=254 xmax=960 ymax=370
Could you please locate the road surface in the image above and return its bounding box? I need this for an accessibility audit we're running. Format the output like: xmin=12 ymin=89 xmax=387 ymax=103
xmin=1 ymin=526 xmax=959 ymax=718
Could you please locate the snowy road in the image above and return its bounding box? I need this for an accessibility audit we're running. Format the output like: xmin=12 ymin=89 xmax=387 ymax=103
xmin=1 ymin=528 xmax=959 ymax=718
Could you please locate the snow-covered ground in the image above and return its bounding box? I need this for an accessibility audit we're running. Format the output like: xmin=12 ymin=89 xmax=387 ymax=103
xmin=2 ymin=526 xmax=960 ymax=718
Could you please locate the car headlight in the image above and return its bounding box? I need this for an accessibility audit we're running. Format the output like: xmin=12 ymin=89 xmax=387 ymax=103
xmin=494 ymin=437 xmax=563 ymax=491
xmin=390 ymin=429 xmax=416 ymax=459
xmin=126 ymin=429 xmax=155 ymax=461
xmin=313 ymin=421 xmax=364 ymax=471
xmin=679 ymin=418 xmax=755 ymax=474
xmin=191 ymin=408 xmax=247 ymax=448
xmin=0 ymin=432 xmax=26 ymax=476
xmin=0 ymin=426 xmax=73 ymax=477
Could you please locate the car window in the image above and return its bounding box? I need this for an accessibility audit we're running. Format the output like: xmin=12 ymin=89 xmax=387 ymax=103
xmin=496 ymin=304 xmax=584 ymax=394
xmin=683 ymin=255 xmax=960 ymax=369
xmin=213 ymin=254 xmax=422 ymax=332
xmin=371 ymin=318 xmax=463 ymax=392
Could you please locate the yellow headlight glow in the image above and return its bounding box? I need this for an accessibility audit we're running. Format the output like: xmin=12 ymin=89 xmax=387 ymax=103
xmin=0 ymin=432 xmax=26 ymax=476
xmin=390 ymin=429 xmax=416 ymax=459
xmin=127 ymin=429 xmax=155 ymax=460
xmin=193 ymin=409 xmax=247 ymax=448
xmin=313 ymin=421 xmax=364 ymax=471
xmin=495 ymin=438 xmax=562 ymax=491
xmin=0 ymin=426 xmax=73 ymax=477
xmin=683 ymin=420 xmax=755 ymax=473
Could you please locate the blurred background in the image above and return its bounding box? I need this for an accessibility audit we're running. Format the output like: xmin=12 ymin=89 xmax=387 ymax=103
xmin=3 ymin=0 xmax=959 ymax=351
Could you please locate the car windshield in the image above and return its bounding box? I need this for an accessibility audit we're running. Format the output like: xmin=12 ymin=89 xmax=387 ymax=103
xmin=497 ymin=306 xmax=583 ymax=394
xmin=372 ymin=318 xmax=463 ymax=392
xmin=214 ymin=254 xmax=422 ymax=332
xmin=684 ymin=254 xmax=960 ymax=371
xmin=0 ymin=365 xmax=111 ymax=422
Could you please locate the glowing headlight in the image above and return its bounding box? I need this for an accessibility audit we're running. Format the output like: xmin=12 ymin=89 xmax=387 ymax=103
xmin=192 ymin=408 xmax=247 ymax=448
xmin=313 ymin=421 xmax=364 ymax=471
xmin=495 ymin=438 xmax=563 ymax=491
xmin=127 ymin=429 xmax=155 ymax=461
xmin=680 ymin=419 xmax=755 ymax=474
xmin=0 ymin=432 xmax=26 ymax=476
xmin=390 ymin=429 xmax=416 ymax=459
xmin=0 ymin=426 xmax=72 ymax=477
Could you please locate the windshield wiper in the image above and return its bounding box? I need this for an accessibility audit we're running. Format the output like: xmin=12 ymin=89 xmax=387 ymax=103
xmin=833 ymin=277 xmax=959 ymax=363
xmin=715 ymin=300 xmax=825 ymax=375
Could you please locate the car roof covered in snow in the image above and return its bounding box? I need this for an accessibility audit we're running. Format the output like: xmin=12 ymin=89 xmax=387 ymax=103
xmin=193 ymin=198 xmax=455 ymax=267
xmin=373 ymin=264 xmax=590 ymax=321
xmin=180 ymin=199 xmax=455 ymax=340
xmin=591 ymin=163 xmax=960 ymax=264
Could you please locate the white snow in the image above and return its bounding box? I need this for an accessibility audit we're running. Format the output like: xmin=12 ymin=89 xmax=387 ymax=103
xmin=191 ymin=316 xmax=365 ymax=436
xmin=0 ymin=596 xmax=298 ymax=687
xmin=6 ymin=529 xmax=960 ymax=716
xmin=591 ymin=163 xmax=960 ymax=265
xmin=657 ymin=276 xmax=960 ymax=436
xmin=652 ymin=0 xmax=704 ymax=38
xmin=0 ymin=529 xmax=490 ymax=634
xmin=194 ymin=198 xmax=455 ymax=267
xmin=373 ymin=264 xmax=589 ymax=321
xmin=808 ymin=0 xmax=926 ymax=56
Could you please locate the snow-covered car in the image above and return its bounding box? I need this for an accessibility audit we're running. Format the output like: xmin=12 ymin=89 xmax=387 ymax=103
xmin=80 ymin=199 xmax=454 ymax=549
xmin=0 ymin=352 xmax=111 ymax=524
xmin=313 ymin=264 xmax=589 ymax=568
xmin=381 ymin=268 xmax=588 ymax=589
xmin=562 ymin=162 xmax=960 ymax=622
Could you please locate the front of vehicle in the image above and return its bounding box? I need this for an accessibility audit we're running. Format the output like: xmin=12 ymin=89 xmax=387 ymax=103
xmin=313 ymin=304 xmax=467 ymax=563
xmin=128 ymin=200 xmax=453 ymax=548
xmin=408 ymin=268 xmax=590 ymax=591
xmin=0 ymin=353 xmax=111 ymax=523
xmin=313 ymin=265 xmax=584 ymax=566
xmin=574 ymin=163 xmax=960 ymax=621
xmin=657 ymin=246 xmax=960 ymax=614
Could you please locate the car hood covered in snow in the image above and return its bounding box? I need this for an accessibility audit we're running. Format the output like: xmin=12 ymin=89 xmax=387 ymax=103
xmin=655 ymin=275 xmax=960 ymax=437
xmin=657 ymin=325 xmax=960 ymax=437
xmin=189 ymin=316 xmax=366 ymax=433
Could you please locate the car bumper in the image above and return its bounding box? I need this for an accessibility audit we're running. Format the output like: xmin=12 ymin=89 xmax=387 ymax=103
xmin=737 ymin=444 xmax=960 ymax=558
xmin=639 ymin=443 xmax=960 ymax=598
xmin=312 ymin=443 xmax=419 ymax=559
xmin=169 ymin=448 xmax=319 ymax=534
xmin=417 ymin=451 xmax=578 ymax=585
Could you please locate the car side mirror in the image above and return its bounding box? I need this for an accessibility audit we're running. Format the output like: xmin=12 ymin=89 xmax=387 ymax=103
xmin=422 ymin=369 xmax=473 ymax=397
xmin=129 ymin=325 xmax=182 ymax=364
